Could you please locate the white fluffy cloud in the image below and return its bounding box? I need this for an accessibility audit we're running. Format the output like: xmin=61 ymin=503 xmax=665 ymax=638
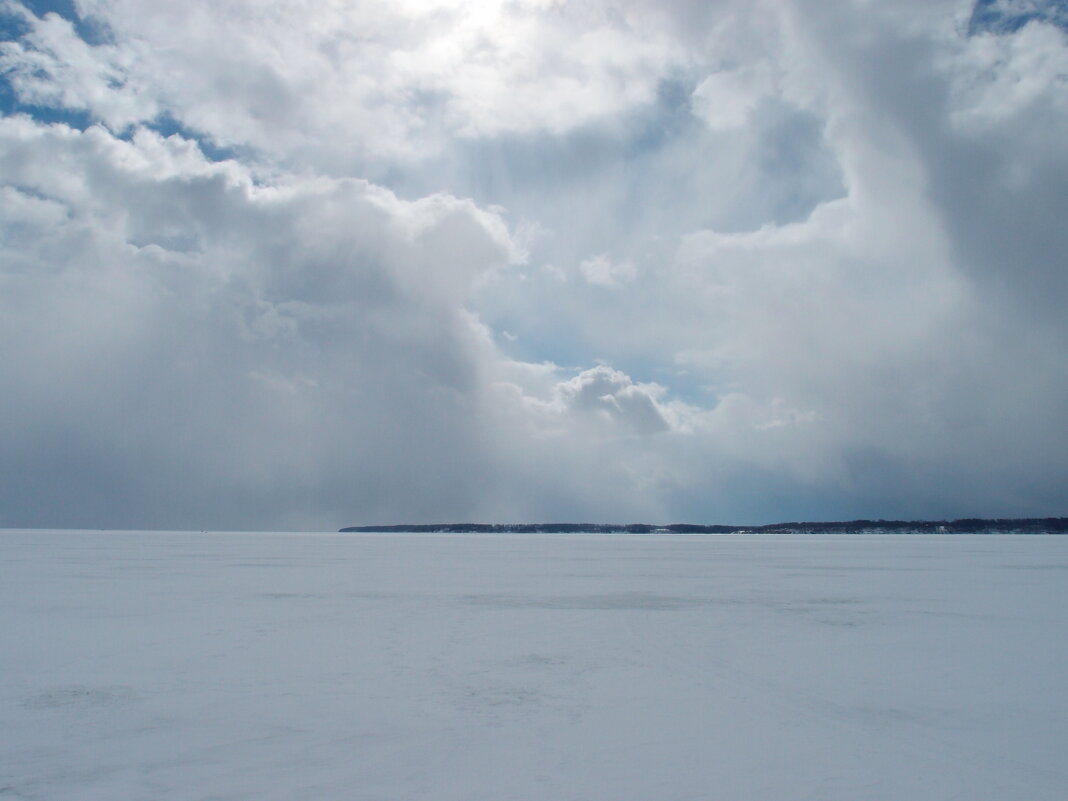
xmin=2 ymin=0 xmax=692 ymax=168
xmin=1 ymin=0 xmax=1066 ymax=527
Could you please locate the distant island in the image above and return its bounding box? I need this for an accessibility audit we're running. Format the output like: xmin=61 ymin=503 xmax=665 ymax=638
xmin=341 ymin=518 xmax=1068 ymax=534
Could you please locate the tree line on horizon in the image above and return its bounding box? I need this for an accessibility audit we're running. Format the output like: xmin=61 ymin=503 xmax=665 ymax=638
xmin=340 ymin=518 xmax=1068 ymax=534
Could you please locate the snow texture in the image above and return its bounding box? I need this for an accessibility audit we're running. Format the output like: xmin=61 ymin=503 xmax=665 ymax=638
xmin=2 ymin=530 xmax=1067 ymax=800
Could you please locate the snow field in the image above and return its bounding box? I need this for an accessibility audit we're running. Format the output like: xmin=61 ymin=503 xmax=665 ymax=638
xmin=2 ymin=531 xmax=1067 ymax=800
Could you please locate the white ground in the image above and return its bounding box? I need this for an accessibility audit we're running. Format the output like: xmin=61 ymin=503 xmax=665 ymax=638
xmin=2 ymin=531 xmax=1067 ymax=800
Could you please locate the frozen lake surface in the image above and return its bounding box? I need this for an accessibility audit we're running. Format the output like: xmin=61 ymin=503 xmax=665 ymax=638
xmin=2 ymin=530 xmax=1067 ymax=800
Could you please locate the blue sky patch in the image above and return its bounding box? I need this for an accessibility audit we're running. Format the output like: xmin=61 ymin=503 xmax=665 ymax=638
xmin=968 ymin=0 xmax=1068 ymax=35
xmin=20 ymin=0 xmax=112 ymax=44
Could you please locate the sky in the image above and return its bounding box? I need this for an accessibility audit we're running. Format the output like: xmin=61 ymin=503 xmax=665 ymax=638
xmin=0 ymin=0 xmax=1066 ymax=530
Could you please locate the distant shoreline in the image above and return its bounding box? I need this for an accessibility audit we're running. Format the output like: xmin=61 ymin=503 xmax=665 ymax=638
xmin=340 ymin=518 xmax=1068 ymax=534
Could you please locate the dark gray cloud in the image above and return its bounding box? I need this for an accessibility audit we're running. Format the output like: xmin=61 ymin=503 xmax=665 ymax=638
xmin=0 ymin=121 xmax=520 ymax=528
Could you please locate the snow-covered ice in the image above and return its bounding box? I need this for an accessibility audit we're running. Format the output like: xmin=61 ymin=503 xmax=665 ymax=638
xmin=2 ymin=530 xmax=1067 ymax=800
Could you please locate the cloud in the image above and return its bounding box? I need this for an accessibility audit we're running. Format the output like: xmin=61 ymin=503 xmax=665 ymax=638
xmin=0 ymin=117 xmax=525 ymax=528
xmin=579 ymin=254 xmax=636 ymax=287
xmin=553 ymin=366 xmax=670 ymax=435
xmin=691 ymin=64 xmax=776 ymax=130
xmin=1 ymin=0 xmax=1067 ymax=528
xmin=1 ymin=0 xmax=694 ymax=169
